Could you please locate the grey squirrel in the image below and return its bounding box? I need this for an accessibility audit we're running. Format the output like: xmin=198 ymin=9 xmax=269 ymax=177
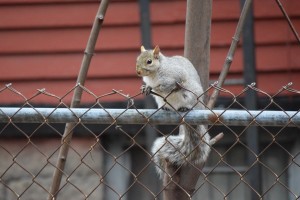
xmin=136 ymin=45 xmax=211 ymax=178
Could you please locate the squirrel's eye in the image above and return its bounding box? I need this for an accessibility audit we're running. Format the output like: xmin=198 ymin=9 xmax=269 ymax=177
xmin=146 ymin=59 xmax=152 ymax=65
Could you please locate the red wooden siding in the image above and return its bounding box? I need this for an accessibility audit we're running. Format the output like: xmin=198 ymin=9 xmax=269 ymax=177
xmin=0 ymin=0 xmax=299 ymax=104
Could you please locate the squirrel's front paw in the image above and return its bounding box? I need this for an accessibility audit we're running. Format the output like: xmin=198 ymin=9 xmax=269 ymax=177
xmin=178 ymin=107 xmax=191 ymax=112
xmin=141 ymin=85 xmax=152 ymax=95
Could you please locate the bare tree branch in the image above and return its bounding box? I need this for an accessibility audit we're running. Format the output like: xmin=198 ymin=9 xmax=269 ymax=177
xmin=207 ymin=0 xmax=253 ymax=109
xmin=47 ymin=1 xmax=110 ymax=199
xmin=275 ymin=0 xmax=300 ymax=44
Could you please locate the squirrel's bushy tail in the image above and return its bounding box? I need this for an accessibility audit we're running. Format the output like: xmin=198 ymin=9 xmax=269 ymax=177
xmin=151 ymin=124 xmax=211 ymax=178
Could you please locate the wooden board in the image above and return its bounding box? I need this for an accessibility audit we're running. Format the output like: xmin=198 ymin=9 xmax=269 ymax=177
xmin=0 ymin=0 xmax=299 ymax=104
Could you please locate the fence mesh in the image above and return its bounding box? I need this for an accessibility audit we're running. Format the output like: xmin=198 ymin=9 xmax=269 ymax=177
xmin=0 ymin=83 xmax=300 ymax=200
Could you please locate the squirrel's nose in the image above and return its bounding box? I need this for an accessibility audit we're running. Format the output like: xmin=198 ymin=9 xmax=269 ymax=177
xmin=136 ymin=70 xmax=141 ymax=76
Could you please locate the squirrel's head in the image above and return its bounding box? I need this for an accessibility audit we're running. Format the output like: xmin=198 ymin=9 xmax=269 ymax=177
xmin=136 ymin=45 xmax=161 ymax=77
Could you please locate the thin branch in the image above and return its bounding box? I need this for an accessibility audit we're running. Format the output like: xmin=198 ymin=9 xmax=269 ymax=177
xmin=275 ymin=0 xmax=300 ymax=44
xmin=207 ymin=0 xmax=253 ymax=109
xmin=47 ymin=1 xmax=110 ymax=199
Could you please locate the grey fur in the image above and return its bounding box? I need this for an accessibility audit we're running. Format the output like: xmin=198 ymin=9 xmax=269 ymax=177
xmin=136 ymin=47 xmax=211 ymax=178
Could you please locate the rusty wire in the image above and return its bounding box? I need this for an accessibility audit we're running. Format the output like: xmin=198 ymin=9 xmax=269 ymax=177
xmin=0 ymin=83 xmax=300 ymax=199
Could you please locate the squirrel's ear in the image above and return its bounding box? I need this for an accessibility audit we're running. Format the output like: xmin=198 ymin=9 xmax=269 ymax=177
xmin=153 ymin=45 xmax=160 ymax=59
xmin=140 ymin=46 xmax=146 ymax=52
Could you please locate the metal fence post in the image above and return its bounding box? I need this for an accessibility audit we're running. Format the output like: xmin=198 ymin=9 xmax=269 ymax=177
xmin=240 ymin=0 xmax=262 ymax=199
xmin=138 ymin=0 xmax=162 ymax=199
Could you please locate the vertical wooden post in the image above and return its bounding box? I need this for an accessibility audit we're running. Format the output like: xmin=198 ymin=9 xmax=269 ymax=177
xmin=162 ymin=0 xmax=212 ymax=199
xmin=184 ymin=0 xmax=212 ymax=96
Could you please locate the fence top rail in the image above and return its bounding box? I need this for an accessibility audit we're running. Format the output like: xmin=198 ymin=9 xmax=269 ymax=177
xmin=0 ymin=107 xmax=299 ymax=127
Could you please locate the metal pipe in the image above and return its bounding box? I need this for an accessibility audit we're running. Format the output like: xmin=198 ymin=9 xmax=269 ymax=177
xmin=137 ymin=1 xmax=161 ymax=198
xmin=0 ymin=107 xmax=299 ymax=127
xmin=240 ymin=0 xmax=261 ymax=197
xmin=139 ymin=0 xmax=152 ymax=49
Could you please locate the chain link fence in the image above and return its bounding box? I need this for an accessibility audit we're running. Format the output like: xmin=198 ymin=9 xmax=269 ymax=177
xmin=0 ymin=83 xmax=300 ymax=200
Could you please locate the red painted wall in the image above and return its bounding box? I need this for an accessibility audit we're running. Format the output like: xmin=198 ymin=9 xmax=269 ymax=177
xmin=0 ymin=0 xmax=299 ymax=104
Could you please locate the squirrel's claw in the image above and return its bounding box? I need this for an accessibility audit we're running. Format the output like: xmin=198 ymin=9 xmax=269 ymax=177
xmin=175 ymin=81 xmax=184 ymax=90
xmin=177 ymin=107 xmax=191 ymax=112
xmin=141 ymin=85 xmax=152 ymax=95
